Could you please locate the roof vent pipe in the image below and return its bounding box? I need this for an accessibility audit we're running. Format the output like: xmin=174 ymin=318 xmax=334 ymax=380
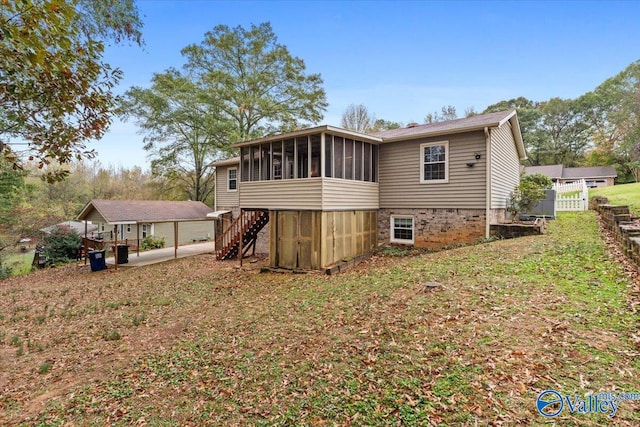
xmin=407 ymin=122 xmax=419 ymax=128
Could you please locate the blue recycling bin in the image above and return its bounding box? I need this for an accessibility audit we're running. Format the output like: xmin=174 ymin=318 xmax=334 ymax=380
xmin=88 ymin=250 xmax=106 ymax=272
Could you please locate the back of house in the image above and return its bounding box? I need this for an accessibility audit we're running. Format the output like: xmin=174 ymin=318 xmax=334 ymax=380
xmin=213 ymin=109 xmax=526 ymax=271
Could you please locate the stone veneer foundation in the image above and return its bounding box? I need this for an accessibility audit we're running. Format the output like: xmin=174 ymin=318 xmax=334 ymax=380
xmin=379 ymin=208 xmax=486 ymax=249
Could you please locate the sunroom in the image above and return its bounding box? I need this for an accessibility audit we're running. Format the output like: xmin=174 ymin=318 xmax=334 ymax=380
xmin=225 ymin=126 xmax=381 ymax=270
xmin=235 ymin=126 xmax=381 ymax=210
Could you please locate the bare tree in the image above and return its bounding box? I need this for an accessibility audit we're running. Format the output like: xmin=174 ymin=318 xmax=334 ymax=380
xmin=341 ymin=104 xmax=376 ymax=133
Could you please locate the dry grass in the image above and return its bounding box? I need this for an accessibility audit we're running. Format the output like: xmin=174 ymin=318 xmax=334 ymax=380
xmin=0 ymin=212 xmax=638 ymax=426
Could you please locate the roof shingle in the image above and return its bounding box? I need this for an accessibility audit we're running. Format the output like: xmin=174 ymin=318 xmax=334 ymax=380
xmin=78 ymin=200 xmax=214 ymax=223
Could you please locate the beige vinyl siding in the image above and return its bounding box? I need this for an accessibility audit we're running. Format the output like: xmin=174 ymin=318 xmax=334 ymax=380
xmin=490 ymin=123 xmax=520 ymax=209
xmin=240 ymin=178 xmax=323 ymax=210
xmin=321 ymin=179 xmax=379 ymax=210
xmin=84 ymin=209 xmax=106 ymax=224
xmin=153 ymin=220 xmax=215 ymax=247
xmin=215 ymin=165 xmax=239 ymax=209
xmin=379 ymin=131 xmax=486 ymax=209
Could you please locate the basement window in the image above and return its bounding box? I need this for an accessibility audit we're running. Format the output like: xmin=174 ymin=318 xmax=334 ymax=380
xmin=390 ymin=215 xmax=414 ymax=244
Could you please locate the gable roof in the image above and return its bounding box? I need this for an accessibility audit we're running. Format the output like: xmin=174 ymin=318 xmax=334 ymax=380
xmin=217 ymin=110 xmax=526 ymax=165
xmin=523 ymin=164 xmax=617 ymax=180
xmin=77 ymin=199 xmax=214 ymax=224
xmin=523 ymin=164 xmax=564 ymax=180
xmin=561 ymin=166 xmax=617 ymax=179
xmin=232 ymin=125 xmax=382 ymax=148
xmin=371 ymin=110 xmax=526 ymax=159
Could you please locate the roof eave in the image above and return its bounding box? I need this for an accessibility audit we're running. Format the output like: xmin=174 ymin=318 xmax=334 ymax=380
xmin=232 ymin=125 xmax=382 ymax=148
xmin=212 ymin=157 xmax=240 ymax=167
xmin=379 ymin=123 xmax=499 ymax=144
xmin=507 ymin=112 xmax=527 ymax=161
xmin=76 ymin=199 xmax=104 ymax=221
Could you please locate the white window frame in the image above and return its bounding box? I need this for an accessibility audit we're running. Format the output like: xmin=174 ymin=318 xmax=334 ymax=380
xmin=390 ymin=215 xmax=414 ymax=244
xmin=228 ymin=167 xmax=238 ymax=192
xmin=420 ymin=141 xmax=449 ymax=184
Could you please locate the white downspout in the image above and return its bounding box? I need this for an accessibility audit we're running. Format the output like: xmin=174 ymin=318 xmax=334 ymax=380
xmin=484 ymin=127 xmax=491 ymax=239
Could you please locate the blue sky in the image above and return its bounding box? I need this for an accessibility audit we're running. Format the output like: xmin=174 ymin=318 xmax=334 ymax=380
xmin=94 ymin=0 xmax=640 ymax=169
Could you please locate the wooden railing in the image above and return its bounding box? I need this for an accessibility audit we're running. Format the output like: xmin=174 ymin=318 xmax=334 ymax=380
xmin=83 ymin=237 xmax=140 ymax=253
xmin=215 ymin=210 xmax=269 ymax=260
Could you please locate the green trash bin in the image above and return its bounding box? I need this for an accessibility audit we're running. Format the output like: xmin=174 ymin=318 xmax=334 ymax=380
xmin=116 ymin=244 xmax=129 ymax=264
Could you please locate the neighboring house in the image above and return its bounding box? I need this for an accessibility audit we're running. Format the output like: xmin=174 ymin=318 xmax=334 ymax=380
xmin=40 ymin=220 xmax=98 ymax=235
xmin=214 ymin=110 xmax=526 ymax=270
xmin=524 ymin=164 xmax=617 ymax=187
xmin=76 ymin=199 xmax=215 ymax=247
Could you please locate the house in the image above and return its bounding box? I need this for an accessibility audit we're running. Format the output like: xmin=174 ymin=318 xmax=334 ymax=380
xmin=40 ymin=220 xmax=98 ymax=235
xmin=76 ymin=199 xmax=215 ymax=248
xmin=213 ymin=110 xmax=526 ymax=270
xmin=523 ymin=164 xmax=617 ymax=187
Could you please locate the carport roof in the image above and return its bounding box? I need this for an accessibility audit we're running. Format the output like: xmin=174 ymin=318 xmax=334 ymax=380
xmin=77 ymin=199 xmax=214 ymax=224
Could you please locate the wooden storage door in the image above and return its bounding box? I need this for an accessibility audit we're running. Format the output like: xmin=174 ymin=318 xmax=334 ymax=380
xmin=275 ymin=211 xmax=320 ymax=270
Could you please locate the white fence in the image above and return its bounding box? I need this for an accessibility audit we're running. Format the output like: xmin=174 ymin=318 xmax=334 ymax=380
xmin=553 ymin=180 xmax=588 ymax=211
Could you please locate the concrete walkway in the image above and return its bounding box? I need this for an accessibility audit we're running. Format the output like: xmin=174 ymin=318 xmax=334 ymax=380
xmin=103 ymin=241 xmax=214 ymax=268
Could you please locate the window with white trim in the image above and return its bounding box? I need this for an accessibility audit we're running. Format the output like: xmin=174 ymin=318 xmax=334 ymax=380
xmin=390 ymin=215 xmax=414 ymax=244
xmin=228 ymin=167 xmax=237 ymax=191
xmin=420 ymin=141 xmax=448 ymax=183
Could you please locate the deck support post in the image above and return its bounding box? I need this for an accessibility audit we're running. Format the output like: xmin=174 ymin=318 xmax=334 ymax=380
xmin=84 ymin=220 xmax=88 ymax=265
xmin=174 ymin=221 xmax=178 ymax=259
xmin=113 ymin=225 xmax=118 ymax=270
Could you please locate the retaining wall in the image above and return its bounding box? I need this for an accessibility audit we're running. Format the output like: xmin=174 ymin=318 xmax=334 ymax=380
xmin=591 ymin=196 xmax=640 ymax=267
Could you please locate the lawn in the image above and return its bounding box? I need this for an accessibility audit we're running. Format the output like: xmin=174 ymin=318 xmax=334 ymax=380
xmin=0 ymin=212 xmax=638 ymax=426
xmin=2 ymin=251 xmax=35 ymax=277
xmin=590 ymin=182 xmax=640 ymax=215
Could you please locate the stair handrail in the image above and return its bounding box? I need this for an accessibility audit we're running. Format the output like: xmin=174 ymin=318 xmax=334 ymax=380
xmin=215 ymin=210 xmax=266 ymax=259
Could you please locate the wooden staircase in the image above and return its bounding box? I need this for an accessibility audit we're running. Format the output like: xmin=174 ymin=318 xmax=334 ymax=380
xmin=215 ymin=210 xmax=269 ymax=261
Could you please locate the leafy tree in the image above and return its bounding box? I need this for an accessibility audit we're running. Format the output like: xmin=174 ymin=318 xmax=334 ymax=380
xmin=521 ymin=173 xmax=553 ymax=189
xmin=538 ymin=97 xmax=591 ymax=167
xmin=125 ymin=22 xmax=326 ymax=200
xmin=181 ymin=22 xmax=327 ymax=141
xmin=0 ymin=0 xmax=142 ymax=182
xmin=483 ymin=97 xmax=547 ymax=166
xmin=370 ymin=119 xmax=402 ymax=132
xmin=122 ymin=70 xmax=231 ymax=202
xmin=424 ymin=105 xmax=458 ymax=123
xmin=42 ymin=226 xmax=82 ymax=265
xmin=341 ymin=104 xmax=376 ymax=133
xmin=0 ymin=157 xmax=64 ymax=270
xmin=581 ymin=60 xmax=640 ymax=182
xmin=464 ymin=106 xmax=478 ymax=117
xmin=507 ymin=179 xmax=547 ymax=222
